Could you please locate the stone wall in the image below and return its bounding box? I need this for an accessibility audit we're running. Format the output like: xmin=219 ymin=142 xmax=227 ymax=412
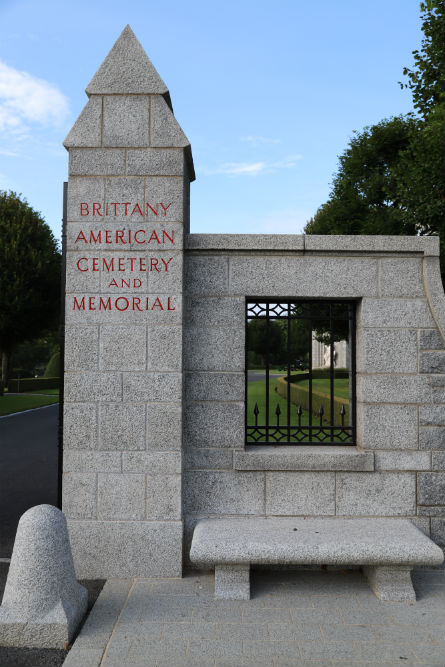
xmin=183 ymin=234 xmax=445 ymax=563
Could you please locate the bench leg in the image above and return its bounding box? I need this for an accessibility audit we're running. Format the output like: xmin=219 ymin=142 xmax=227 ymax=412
xmin=362 ymin=566 xmax=416 ymax=603
xmin=214 ymin=564 xmax=250 ymax=600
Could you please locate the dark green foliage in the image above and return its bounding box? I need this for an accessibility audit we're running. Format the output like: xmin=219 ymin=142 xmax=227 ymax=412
xmin=8 ymin=377 xmax=60 ymax=393
xmin=44 ymin=351 xmax=60 ymax=378
xmin=0 ymin=191 xmax=61 ymax=389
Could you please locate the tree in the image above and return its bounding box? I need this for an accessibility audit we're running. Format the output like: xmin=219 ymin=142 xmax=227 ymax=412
xmin=0 ymin=191 xmax=61 ymax=394
xmin=400 ymin=0 xmax=445 ymax=118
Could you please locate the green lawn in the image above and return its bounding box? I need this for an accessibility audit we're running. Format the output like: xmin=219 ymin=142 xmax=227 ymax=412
xmin=247 ymin=378 xmax=311 ymax=427
xmin=293 ymin=378 xmax=350 ymax=400
xmin=0 ymin=392 xmax=59 ymax=416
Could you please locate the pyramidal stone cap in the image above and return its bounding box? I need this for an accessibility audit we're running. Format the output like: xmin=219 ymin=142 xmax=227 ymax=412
xmin=0 ymin=505 xmax=87 ymax=648
xmin=86 ymin=24 xmax=169 ymax=96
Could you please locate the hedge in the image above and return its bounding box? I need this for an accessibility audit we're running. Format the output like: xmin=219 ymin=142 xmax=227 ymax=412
xmin=276 ymin=376 xmax=349 ymax=424
xmin=8 ymin=377 xmax=60 ymax=393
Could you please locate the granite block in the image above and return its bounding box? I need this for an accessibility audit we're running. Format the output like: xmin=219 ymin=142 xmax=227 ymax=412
xmin=67 ymin=519 xmax=183 ymax=578
xmin=234 ymin=446 xmax=373 ymax=471
xmin=64 ymin=325 xmax=99 ymax=370
xmin=304 ymin=233 xmax=439 ymax=254
xmin=356 ymin=403 xmax=419 ymax=449
xmin=99 ymin=403 xmax=146 ymax=451
xmin=420 ymin=405 xmax=445 ymax=426
xmin=103 ymin=95 xmax=149 ymax=147
xmin=420 ymin=351 xmax=445 ymax=374
xmin=431 ymin=518 xmax=445 ymax=546
xmin=184 ymin=448 xmax=233 ymax=470
xmin=66 ymin=252 xmax=100 ymax=292
xmin=63 ymin=403 xmax=97 ymax=450
xmin=356 ymin=375 xmax=430 ymax=403
xmin=100 ymin=324 xmax=147 ymax=370
xmin=69 ymin=149 xmax=125 ymax=176
xmin=85 ymin=26 xmax=168 ymax=96
xmin=98 ymin=254 xmax=148 ymax=293
xmin=147 ymin=402 xmax=182 ymax=450
xmin=185 ymin=372 xmax=244 ymax=402
xmin=146 ymin=474 xmax=181 ymax=519
xmin=417 ymin=473 xmax=445 ymax=505
xmin=67 ymin=177 xmax=105 ymax=221
xmin=64 ymin=371 xmax=122 ymax=402
xmin=123 ymin=372 xmax=182 ymax=401
xmin=184 ymin=256 xmax=229 ymax=295
xmin=417 ymin=505 xmax=445 ymax=516
xmin=127 ymin=148 xmax=184 ymax=175
xmin=148 ymin=253 xmax=183 ymax=293
xmin=63 ymin=473 xmax=97 ymax=519
xmin=357 ymin=328 xmax=418 ymax=373
xmin=362 ymin=566 xmax=416 ymax=601
xmin=419 ymin=426 xmax=445 ymax=450
xmin=186 ymin=234 xmax=305 ymax=251
xmin=63 ymin=451 xmax=121 ymax=473
xmin=103 ymin=176 xmax=145 ymax=221
xmin=229 ymin=256 xmax=378 ymax=297
xmin=145 ymin=177 xmax=184 ymax=222
xmin=67 ymin=222 xmax=183 ymax=252
xmin=432 ymin=452 xmax=445 ymax=470
xmin=374 ymin=451 xmax=431 ymax=471
xmin=379 ymin=258 xmax=424 ymax=297
xmin=185 ymin=296 xmax=244 ymax=326
xmin=184 ymin=327 xmax=244 ymax=371
xmin=97 ymin=473 xmax=145 ymax=519
xmin=358 ymin=298 xmax=435 ymax=328
xmin=184 ymin=402 xmax=244 ymax=448
xmin=265 ymin=472 xmax=335 ymax=515
xmin=123 ymin=451 xmax=181 ymax=473
xmin=336 ymin=472 xmax=416 ymax=515
xmin=64 ymin=96 xmax=102 ymax=148
xmin=420 ymin=329 xmax=445 ymax=350
xmin=183 ymin=471 xmax=264 ymax=515
xmin=214 ymin=564 xmax=250 ymax=600
xmin=433 ymin=387 xmax=445 ymax=403
xmin=150 ymin=95 xmax=189 ymax=148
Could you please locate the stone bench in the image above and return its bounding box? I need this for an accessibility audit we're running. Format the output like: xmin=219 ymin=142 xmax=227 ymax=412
xmin=190 ymin=517 xmax=444 ymax=602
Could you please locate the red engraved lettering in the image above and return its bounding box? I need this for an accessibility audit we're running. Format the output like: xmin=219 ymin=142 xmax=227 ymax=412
xmin=111 ymin=203 xmax=119 ymax=216
xmin=129 ymin=258 xmax=136 ymax=271
xmin=116 ymin=230 xmax=126 ymax=244
xmin=152 ymin=297 xmax=164 ymax=310
xmin=88 ymin=297 xmax=96 ymax=310
xmin=75 ymin=230 xmax=88 ymax=244
xmin=162 ymin=230 xmax=174 ymax=244
xmin=92 ymin=257 xmax=99 ymax=271
xmin=139 ymin=258 xmax=147 ymax=271
xmin=118 ymin=258 xmax=125 ymax=271
xmin=134 ymin=230 xmax=145 ymax=244
xmin=132 ymin=297 xmax=143 ymax=311
xmin=167 ymin=297 xmax=175 ymax=311
xmin=121 ymin=278 xmax=130 ymax=288
xmin=77 ymin=257 xmax=88 ymax=272
xmin=99 ymin=297 xmax=112 ymax=310
xmin=161 ymin=257 xmax=173 ymax=271
xmin=131 ymin=203 xmax=143 ymax=217
xmin=108 ymin=278 xmax=118 ymax=287
xmin=160 ymin=202 xmax=172 ymax=216
xmin=80 ymin=203 xmax=89 ymax=216
xmin=134 ymin=278 xmax=142 ymax=288
xmin=90 ymin=230 xmax=101 ymax=244
xmin=147 ymin=230 xmax=161 ymax=244
xmin=92 ymin=203 xmax=103 ymax=216
xmin=103 ymin=257 xmax=114 ymax=272
xmin=123 ymin=202 xmax=131 ymax=215
xmin=146 ymin=202 xmax=159 ymax=216
xmin=116 ymin=297 xmax=129 ymax=311
xmin=105 ymin=230 xmax=112 ymax=243
xmin=73 ymin=297 xmax=85 ymax=310
xmin=150 ymin=258 xmax=161 ymax=272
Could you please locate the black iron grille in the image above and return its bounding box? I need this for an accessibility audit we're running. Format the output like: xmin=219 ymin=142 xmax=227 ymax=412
xmin=246 ymin=299 xmax=356 ymax=445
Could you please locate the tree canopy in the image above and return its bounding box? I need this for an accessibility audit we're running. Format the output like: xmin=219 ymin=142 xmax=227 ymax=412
xmin=305 ymin=1 xmax=445 ymax=286
xmin=0 ymin=191 xmax=61 ymax=390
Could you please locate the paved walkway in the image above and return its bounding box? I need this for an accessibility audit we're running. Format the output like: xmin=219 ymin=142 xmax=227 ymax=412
xmin=63 ymin=566 xmax=445 ymax=667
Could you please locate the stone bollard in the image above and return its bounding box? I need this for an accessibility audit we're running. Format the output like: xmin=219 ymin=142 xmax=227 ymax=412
xmin=0 ymin=504 xmax=88 ymax=648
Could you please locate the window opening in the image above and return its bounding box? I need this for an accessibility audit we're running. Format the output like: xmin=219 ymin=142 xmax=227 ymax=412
xmin=246 ymin=299 xmax=356 ymax=445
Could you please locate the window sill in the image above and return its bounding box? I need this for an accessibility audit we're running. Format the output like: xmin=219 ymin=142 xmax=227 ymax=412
xmin=234 ymin=446 xmax=374 ymax=472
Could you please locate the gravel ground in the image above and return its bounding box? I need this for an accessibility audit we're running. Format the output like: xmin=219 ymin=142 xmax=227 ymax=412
xmin=0 ymin=562 xmax=104 ymax=667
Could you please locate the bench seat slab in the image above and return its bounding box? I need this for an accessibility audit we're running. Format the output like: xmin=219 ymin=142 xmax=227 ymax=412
xmin=362 ymin=566 xmax=416 ymax=603
xmin=215 ymin=564 xmax=250 ymax=600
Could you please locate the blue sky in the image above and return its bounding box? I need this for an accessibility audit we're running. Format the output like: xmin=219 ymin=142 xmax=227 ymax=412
xmin=0 ymin=0 xmax=421 ymax=243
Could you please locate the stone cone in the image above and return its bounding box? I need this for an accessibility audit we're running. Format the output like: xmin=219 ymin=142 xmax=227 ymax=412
xmin=0 ymin=504 xmax=88 ymax=648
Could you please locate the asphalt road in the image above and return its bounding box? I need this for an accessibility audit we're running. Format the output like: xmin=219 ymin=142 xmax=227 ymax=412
xmin=0 ymin=404 xmax=59 ymax=558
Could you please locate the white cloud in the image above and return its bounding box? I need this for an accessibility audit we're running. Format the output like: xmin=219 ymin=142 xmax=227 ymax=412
xmin=0 ymin=147 xmax=18 ymax=156
xmin=245 ymin=208 xmax=312 ymax=234
xmin=203 ymin=154 xmax=303 ymax=177
xmin=241 ymin=135 xmax=281 ymax=147
xmin=0 ymin=61 xmax=69 ymax=134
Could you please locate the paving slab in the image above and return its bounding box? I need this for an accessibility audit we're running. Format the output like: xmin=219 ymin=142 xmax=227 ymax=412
xmin=63 ymin=567 xmax=445 ymax=666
